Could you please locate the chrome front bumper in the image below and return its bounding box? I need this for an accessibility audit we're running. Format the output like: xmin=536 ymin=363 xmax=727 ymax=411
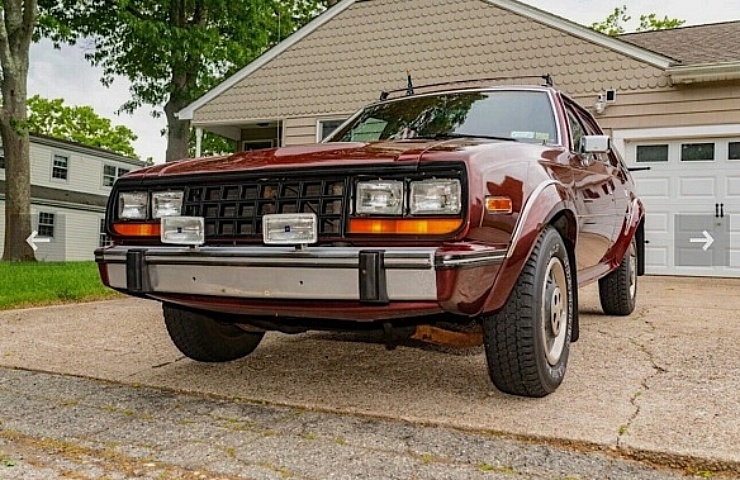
xmin=96 ymin=245 xmax=506 ymax=303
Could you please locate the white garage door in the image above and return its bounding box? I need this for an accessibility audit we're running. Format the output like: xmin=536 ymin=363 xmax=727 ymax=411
xmin=615 ymin=129 xmax=740 ymax=277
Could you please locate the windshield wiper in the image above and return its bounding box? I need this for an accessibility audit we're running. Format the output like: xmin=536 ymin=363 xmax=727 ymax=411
xmin=414 ymin=132 xmax=519 ymax=142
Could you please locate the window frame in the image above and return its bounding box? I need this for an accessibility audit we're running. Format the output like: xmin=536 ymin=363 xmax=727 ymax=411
xmin=103 ymin=164 xmax=131 ymax=187
xmin=51 ymin=153 xmax=69 ymax=182
xmin=316 ymin=118 xmax=348 ymax=142
xmin=728 ymin=141 xmax=740 ymax=161
xmin=99 ymin=218 xmax=109 ymax=247
xmin=636 ymin=144 xmax=670 ymax=163
xmin=680 ymin=142 xmax=715 ymax=162
xmin=37 ymin=212 xmax=55 ymax=238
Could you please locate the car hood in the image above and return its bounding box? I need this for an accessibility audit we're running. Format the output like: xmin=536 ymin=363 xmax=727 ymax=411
xmin=126 ymin=139 xmax=557 ymax=178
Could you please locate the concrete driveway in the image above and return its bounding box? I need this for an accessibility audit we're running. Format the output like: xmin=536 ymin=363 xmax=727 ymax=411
xmin=0 ymin=276 xmax=738 ymax=474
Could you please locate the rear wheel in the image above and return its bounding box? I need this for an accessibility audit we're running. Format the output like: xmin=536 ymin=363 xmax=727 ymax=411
xmin=481 ymin=226 xmax=573 ymax=397
xmin=163 ymin=304 xmax=264 ymax=362
xmin=599 ymin=238 xmax=638 ymax=316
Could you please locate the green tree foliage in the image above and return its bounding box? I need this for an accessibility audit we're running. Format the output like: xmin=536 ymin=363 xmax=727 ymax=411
xmin=591 ymin=5 xmax=685 ymax=35
xmin=637 ymin=13 xmax=685 ymax=32
xmin=44 ymin=0 xmax=336 ymax=162
xmin=27 ymin=96 xmax=138 ymax=157
xmin=188 ymin=130 xmax=236 ymax=158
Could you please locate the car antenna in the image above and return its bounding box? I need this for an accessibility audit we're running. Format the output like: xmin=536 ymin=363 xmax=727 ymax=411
xmin=406 ymin=70 xmax=415 ymax=96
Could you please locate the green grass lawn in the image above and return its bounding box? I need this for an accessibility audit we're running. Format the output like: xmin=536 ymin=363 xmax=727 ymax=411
xmin=0 ymin=262 xmax=120 ymax=310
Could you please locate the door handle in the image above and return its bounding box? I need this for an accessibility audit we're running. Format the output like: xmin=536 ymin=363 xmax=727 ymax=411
xmin=720 ymin=203 xmax=724 ymax=218
xmin=716 ymin=203 xmax=720 ymax=218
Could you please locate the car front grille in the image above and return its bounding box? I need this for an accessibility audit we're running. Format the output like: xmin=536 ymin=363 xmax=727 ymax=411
xmin=182 ymin=177 xmax=348 ymax=240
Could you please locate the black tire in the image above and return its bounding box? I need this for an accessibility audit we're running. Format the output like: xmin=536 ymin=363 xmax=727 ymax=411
xmin=163 ymin=304 xmax=264 ymax=362
xmin=481 ymin=226 xmax=573 ymax=397
xmin=599 ymin=238 xmax=637 ymax=316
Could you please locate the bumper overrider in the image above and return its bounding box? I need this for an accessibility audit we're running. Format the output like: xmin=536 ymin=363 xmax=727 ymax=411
xmin=95 ymin=245 xmax=506 ymax=319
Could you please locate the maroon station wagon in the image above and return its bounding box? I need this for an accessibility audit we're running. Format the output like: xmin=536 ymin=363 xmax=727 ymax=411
xmin=96 ymin=79 xmax=645 ymax=397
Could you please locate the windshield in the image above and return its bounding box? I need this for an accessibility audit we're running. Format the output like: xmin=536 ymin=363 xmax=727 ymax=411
xmin=327 ymin=90 xmax=558 ymax=145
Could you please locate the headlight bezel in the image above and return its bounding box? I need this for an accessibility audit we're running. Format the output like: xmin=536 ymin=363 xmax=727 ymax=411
xmin=152 ymin=190 xmax=185 ymax=219
xmin=409 ymin=179 xmax=462 ymax=215
xmin=355 ymin=180 xmax=405 ymax=216
xmin=117 ymin=191 xmax=149 ymax=220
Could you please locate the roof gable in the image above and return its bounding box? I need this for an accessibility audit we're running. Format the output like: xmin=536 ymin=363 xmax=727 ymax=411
xmin=620 ymin=21 xmax=740 ymax=65
xmin=178 ymin=0 xmax=674 ymax=121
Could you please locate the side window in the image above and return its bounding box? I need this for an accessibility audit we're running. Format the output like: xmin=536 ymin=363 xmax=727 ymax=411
xmin=0 ymin=145 xmax=5 ymax=169
xmin=575 ymin=108 xmax=614 ymax=166
xmin=566 ymin=110 xmax=585 ymax=153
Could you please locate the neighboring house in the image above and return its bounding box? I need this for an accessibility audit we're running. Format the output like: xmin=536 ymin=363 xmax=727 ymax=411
xmin=177 ymin=0 xmax=740 ymax=278
xmin=0 ymin=134 xmax=146 ymax=261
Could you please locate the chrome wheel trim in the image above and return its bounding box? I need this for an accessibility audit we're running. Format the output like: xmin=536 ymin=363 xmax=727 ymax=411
xmin=542 ymin=257 xmax=568 ymax=366
xmin=629 ymin=241 xmax=637 ymax=299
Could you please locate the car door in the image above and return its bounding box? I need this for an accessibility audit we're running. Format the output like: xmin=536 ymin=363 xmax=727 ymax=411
xmin=565 ymin=104 xmax=618 ymax=271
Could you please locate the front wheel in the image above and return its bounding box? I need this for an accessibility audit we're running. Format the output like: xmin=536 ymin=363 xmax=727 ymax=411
xmin=481 ymin=226 xmax=573 ymax=397
xmin=598 ymin=238 xmax=638 ymax=316
xmin=163 ymin=304 xmax=264 ymax=362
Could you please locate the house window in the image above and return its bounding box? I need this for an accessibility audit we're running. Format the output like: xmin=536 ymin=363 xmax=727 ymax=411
xmin=38 ymin=212 xmax=55 ymax=238
xmin=103 ymin=165 xmax=130 ymax=187
xmin=0 ymin=146 xmax=5 ymax=169
xmin=99 ymin=219 xmax=109 ymax=247
xmin=729 ymin=142 xmax=740 ymax=160
xmin=681 ymin=143 xmax=715 ymax=162
xmin=636 ymin=144 xmax=669 ymax=163
xmin=242 ymin=140 xmax=274 ymax=151
xmin=52 ymin=154 xmax=69 ymax=180
xmin=317 ymin=119 xmax=346 ymax=141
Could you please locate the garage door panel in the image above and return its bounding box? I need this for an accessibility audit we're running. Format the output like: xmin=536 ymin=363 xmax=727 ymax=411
xmin=725 ymin=176 xmax=740 ymax=198
xmin=645 ymin=245 xmax=668 ymax=268
xmin=644 ymin=212 xmax=669 ymax=234
xmin=679 ymin=177 xmax=716 ymax=197
xmin=637 ymin=178 xmax=671 ymax=199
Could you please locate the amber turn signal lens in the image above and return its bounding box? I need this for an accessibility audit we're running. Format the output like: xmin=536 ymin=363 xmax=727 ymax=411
xmin=485 ymin=196 xmax=513 ymax=214
xmin=349 ymin=218 xmax=463 ymax=235
xmin=112 ymin=222 xmax=161 ymax=237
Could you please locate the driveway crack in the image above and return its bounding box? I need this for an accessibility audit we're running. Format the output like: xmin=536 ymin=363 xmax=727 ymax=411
xmin=617 ymin=309 xmax=667 ymax=448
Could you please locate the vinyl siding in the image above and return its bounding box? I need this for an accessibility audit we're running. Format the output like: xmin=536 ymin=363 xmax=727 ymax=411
xmin=0 ymin=201 xmax=103 ymax=261
xmin=284 ymin=117 xmax=320 ymax=146
xmin=28 ymin=142 xmax=138 ymax=197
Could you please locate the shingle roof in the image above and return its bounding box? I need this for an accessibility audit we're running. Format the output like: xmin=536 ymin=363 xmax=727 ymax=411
xmin=620 ymin=21 xmax=740 ymax=65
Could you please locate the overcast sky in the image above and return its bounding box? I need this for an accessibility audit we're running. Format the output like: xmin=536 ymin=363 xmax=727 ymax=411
xmin=28 ymin=0 xmax=740 ymax=164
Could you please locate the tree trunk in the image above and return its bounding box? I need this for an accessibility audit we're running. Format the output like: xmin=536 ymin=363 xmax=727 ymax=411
xmin=1 ymin=0 xmax=37 ymax=261
xmin=164 ymin=97 xmax=191 ymax=163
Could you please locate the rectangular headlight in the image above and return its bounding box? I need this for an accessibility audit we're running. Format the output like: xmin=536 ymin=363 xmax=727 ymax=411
xmin=410 ymin=179 xmax=462 ymax=215
xmin=356 ymin=180 xmax=404 ymax=215
xmin=118 ymin=192 xmax=148 ymax=220
xmin=152 ymin=191 xmax=184 ymax=218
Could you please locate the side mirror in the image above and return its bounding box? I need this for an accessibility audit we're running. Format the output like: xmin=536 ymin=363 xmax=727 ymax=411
xmin=580 ymin=135 xmax=611 ymax=154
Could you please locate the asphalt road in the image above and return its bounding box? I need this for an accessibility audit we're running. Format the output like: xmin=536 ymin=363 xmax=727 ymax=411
xmin=0 ymin=368 xmax=715 ymax=479
xmin=0 ymin=276 xmax=738 ymax=478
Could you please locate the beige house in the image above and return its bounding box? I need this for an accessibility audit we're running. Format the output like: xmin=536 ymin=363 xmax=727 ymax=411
xmin=178 ymin=0 xmax=740 ymax=277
